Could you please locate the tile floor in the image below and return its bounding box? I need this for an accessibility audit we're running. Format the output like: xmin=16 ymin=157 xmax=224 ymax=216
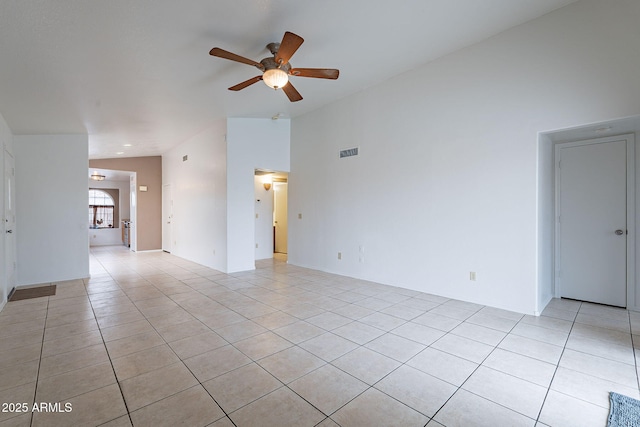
xmin=1 ymin=246 xmax=639 ymax=427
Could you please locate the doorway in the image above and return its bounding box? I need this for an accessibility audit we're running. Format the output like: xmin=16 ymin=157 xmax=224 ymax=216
xmin=162 ymin=184 xmax=173 ymax=253
xmin=4 ymin=149 xmax=16 ymax=300
xmin=274 ymin=181 xmax=288 ymax=255
xmin=555 ymin=134 xmax=635 ymax=307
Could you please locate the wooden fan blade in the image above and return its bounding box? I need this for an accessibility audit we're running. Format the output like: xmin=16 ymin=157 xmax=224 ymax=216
xmin=290 ymin=68 xmax=339 ymax=80
xmin=275 ymin=31 xmax=304 ymax=65
xmin=228 ymin=76 xmax=263 ymax=91
xmin=282 ymin=82 xmax=303 ymax=102
xmin=210 ymin=47 xmax=264 ymax=69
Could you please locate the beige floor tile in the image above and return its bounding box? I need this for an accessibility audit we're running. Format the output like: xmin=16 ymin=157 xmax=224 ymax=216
xmin=97 ymin=310 xmax=146 ymax=329
xmin=41 ymin=329 xmax=104 ymax=358
xmin=168 ymin=330 xmax=227 ymax=359
xmin=112 ymin=344 xmax=180 ymax=381
xmin=43 ymin=318 xmax=99 ymax=342
xmin=411 ymin=312 xmax=462 ymax=332
xmin=202 ymin=363 xmax=282 ymax=413
xmin=332 ymin=388 xmax=428 ymax=427
xmin=258 ymin=345 xmax=325 ymax=384
xmin=498 ymin=334 xmax=563 ymax=364
xmin=431 ymin=333 xmax=494 ymax=364
xmin=289 ymin=364 xmax=369 ymax=415
xmin=0 ymin=329 xmax=43 ymax=353
xmin=233 ymin=331 xmax=293 ymax=360
xmin=0 ymin=359 xmax=39 ymax=392
xmin=229 ymin=387 xmax=325 ymax=427
xmin=364 ymin=333 xmax=426 ymax=363
xmin=100 ymin=319 xmax=155 ymax=342
xmin=215 ymin=320 xmax=268 ymax=343
xmin=305 ymin=312 xmax=353 ymax=331
xmin=0 ymin=383 xmax=35 ymax=424
xmin=559 ymin=349 xmax=637 ymax=387
xmin=407 ymin=347 xmax=478 ymax=386
xmin=146 ymin=309 xmax=196 ymax=329
xmin=450 ymin=322 xmax=507 ymax=346
xmin=130 ymin=385 xmax=224 ymax=426
xmin=298 ymin=332 xmax=359 ymax=362
xmin=390 ymin=322 xmax=445 ymax=346
xmin=434 ymin=389 xmax=535 ymax=427
xmin=0 ymin=318 xmax=45 ymax=339
xmin=538 ymin=390 xmax=608 ymax=427
xmin=99 ymin=415 xmax=133 ymax=427
xmin=551 ymin=366 xmax=640 ymax=409
xmin=105 ymin=330 xmax=165 ymax=359
xmin=45 ymin=309 xmax=95 ymax=329
xmin=359 ymin=312 xmax=406 ymax=331
xmin=462 ymin=366 xmax=547 ymax=419
xmin=380 ymin=303 xmax=426 ymax=321
xmin=332 ymin=346 xmax=400 ymax=385
xmin=155 ymin=319 xmax=211 ymax=342
xmin=119 ymin=362 xmax=198 ymax=411
xmin=566 ymin=334 xmax=635 ymax=365
xmin=331 ymin=321 xmax=385 ymax=345
xmin=251 ymin=311 xmax=299 ymax=330
xmin=330 ymin=303 xmax=375 ymax=320
xmin=183 ymin=344 xmax=252 ymax=382
xmin=511 ymin=322 xmax=570 ymax=347
xmin=520 ymin=314 xmax=573 ymax=333
xmin=375 ymin=365 xmax=457 ymax=417
xmin=36 ymin=361 xmax=116 ymax=403
xmin=482 ymin=348 xmax=556 ymax=387
xmin=0 ymin=342 xmax=42 ymax=368
xmin=32 ymin=384 xmax=127 ymax=427
xmin=273 ymin=320 xmax=325 ymax=344
xmin=39 ymin=343 xmax=109 ymax=379
xmin=0 ymin=413 xmax=31 ymax=427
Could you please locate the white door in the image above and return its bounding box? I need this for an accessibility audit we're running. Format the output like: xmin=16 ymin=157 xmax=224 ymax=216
xmin=4 ymin=150 xmax=16 ymax=297
xmin=274 ymin=182 xmax=288 ymax=254
xmin=162 ymin=184 xmax=173 ymax=253
xmin=129 ymin=174 xmax=137 ymax=251
xmin=557 ymin=137 xmax=630 ymax=307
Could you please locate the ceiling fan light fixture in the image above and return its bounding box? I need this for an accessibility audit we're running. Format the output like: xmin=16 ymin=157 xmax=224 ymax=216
xmin=263 ymin=68 xmax=288 ymax=90
xmin=90 ymin=172 xmax=106 ymax=181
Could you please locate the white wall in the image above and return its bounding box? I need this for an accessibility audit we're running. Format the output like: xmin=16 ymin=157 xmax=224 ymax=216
xmin=255 ymin=176 xmax=274 ymax=260
xmin=536 ymin=134 xmax=555 ymax=314
xmin=14 ymin=135 xmax=89 ymax=285
xmin=289 ymin=0 xmax=640 ymax=314
xmin=0 ymin=112 xmax=14 ymax=310
xmin=163 ymin=120 xmax=228 ymax=271
xmin=226 ymin=118 xmax=290 ymax=272
xmin=89 ymin=179 xmax=131 ymax=246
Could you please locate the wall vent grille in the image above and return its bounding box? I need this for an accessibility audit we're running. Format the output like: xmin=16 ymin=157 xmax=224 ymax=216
xmin=339 ymin=147 xmax=359 ymax=158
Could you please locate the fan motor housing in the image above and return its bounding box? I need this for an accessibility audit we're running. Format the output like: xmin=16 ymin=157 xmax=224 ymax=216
xmin=260 ymin=57 xmax=291 ymax=73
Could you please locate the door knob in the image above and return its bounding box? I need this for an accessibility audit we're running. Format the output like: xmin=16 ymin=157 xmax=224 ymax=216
xmin=615 ymin=229 xmax=625 ymax=235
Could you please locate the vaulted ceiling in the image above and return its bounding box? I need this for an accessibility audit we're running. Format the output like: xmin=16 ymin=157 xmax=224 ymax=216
xmin=0 ymin=0 xmax=578 ymax=159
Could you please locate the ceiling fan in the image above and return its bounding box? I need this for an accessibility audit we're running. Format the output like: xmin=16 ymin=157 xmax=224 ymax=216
xmin=209 ymin=31 xmax=339 ymax=102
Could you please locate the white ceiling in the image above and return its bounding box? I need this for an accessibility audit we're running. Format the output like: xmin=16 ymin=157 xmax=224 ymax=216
xmin=0 ymin=0 xmax=578 ymax=159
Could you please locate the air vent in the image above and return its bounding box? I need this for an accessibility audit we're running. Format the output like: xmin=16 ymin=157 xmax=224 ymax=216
xmin=339 ymin=147 xmax=359 ymax=158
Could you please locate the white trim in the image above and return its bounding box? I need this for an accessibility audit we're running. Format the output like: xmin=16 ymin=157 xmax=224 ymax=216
xmin=135 ymin=249 xmax=163 ymax=253
xmin=554 ymin=134 xmax=635 ymax=309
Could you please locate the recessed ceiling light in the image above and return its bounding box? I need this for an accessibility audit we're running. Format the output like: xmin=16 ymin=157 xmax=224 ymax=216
xmin=116 ymin=151 xmax=124 ymax=155
xmin=123 ymin=144 xmax=132 ymax=147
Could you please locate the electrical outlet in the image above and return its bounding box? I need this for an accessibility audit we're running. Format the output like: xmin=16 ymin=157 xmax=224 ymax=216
xmin=255 ymin=213 xmax=259 ymax=219
xmin=255 ymin=243 xmax=259 ymax=248
xmin=338 ymin=252 xmax=342 ymax=260
xmin=298 ymin=213 xmax=302 ymax=219
xmin=470 ymin=271 xmax=477 ymax=281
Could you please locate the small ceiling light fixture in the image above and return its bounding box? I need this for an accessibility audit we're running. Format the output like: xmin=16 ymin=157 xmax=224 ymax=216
xmin=90 ymin=172 xmax=105 ymax=181
xmin=123 ymin=144 xmax=132 ymax=147
xmin=263 ymin=175 xmax=273 ymax=191
xmin=116 ymin=151 xmax=124 ymax=155
xmin=262 ymin=68 xmax=289 ymax=90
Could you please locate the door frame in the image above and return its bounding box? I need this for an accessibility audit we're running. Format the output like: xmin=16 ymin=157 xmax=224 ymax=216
xmin=162 ymin=184 xmax=173 ymax=253
xmin=554 ymin=134 xmax=635 ymax=307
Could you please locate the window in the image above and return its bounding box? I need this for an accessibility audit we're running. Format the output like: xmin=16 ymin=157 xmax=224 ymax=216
xmin=89 ymin=189 xmax=115 ymax=229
